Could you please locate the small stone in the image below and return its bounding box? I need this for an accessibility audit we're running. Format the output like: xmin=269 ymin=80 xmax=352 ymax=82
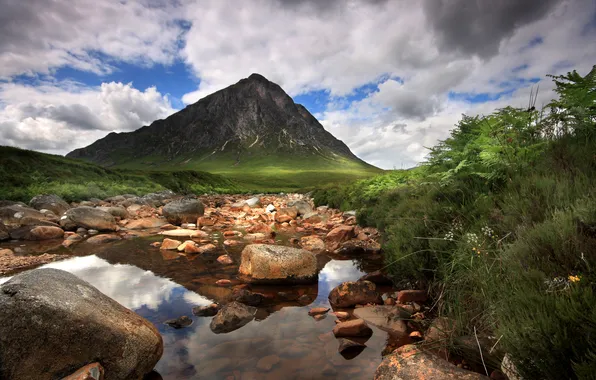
xmin=216 ymin=279 xmax=232 ymax=286
xmin=160 ymin=238 xmax=182 ymax=250
xmin=87 ymin=229 xmax=99 ymax=235
xmin=338 ymin=338 xmax=366 ymax=358
xmin=150 ymin=242 xmax=161 ymax=247
xmin=217 ymin=255 xmax=234 ymax=265
xmin=308 ymin=307 xmax=330 ymax=316
xmin=192 ymin=303 xmax=220 ymax=317
xmin=396 ymin=289 xmax=428 ymax=303
xmin=223 ymin=239 xmax=242 ymax=247
xmin=409 ymin=331 xmax=423 ymax=340
xmin=384 ymin=297 xmax=395 ymax=305
xmin=333 ymin=311 xmax=350 ymax=320
xmin=164 ymin=315 xmax=193 ymax=329
xmin=332 ymin=319 xmax=373 ymax=337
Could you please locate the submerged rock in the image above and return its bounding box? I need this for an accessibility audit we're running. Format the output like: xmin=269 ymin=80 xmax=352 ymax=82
xmin=338 ymin=338 xmax=367 ymax=359
xmin=210 ymin=301 xmax=256 ymax=334
xmin=162 ymin=198 xmax=205 ymax=225
xmin=64 ymin=207 xmax=117 ymax=231
xmin=164 ymin=315 xmax=193 ymax=329
xmin=332 ymin=319 xmax=373 ymax=338
xmin=238 ymin=244 xmax=318 ymax=284
xmin=192 ymin=303 xmax=221 ymax=317
xmin=328 ymin=280 xmax=382 ymax=308
xmin=374 ymin=344 xmax=488 ymax=380
xmin=353 ymin=305 xmax=408 ymax=335
xmin=0 ymin=268 xmax=163 ymax=380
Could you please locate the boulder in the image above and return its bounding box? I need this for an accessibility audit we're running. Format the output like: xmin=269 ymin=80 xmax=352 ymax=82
xmin=374 ymin=345 xmax=488 ymax=380
xmin=162 ymin=198 xmax=204 ymax=225
xmin=29 ymin=194 xmax=70 ymax=216
xmin=328 ymin=280 xmax=382 ymax=308
xmin=160 ymin=238 xmax=182 ymax=250
xmin=0 ymin=269 xmax=163 ymax=380
xmin=86 ymin=234 xmax=121 ymax=244
xmin=276 ymin=207 xmax=298 ymax=220
xmin=97 ymin=206 xmax=129 ymax=220
xmin=244 ymin=196 xmax=262 ymax=208
xmin=0 ymin=221 xmax=8 ymax=241
xmin=332 ymin=319 xmax=373 ymax=337
xmin=326 ymin=225 xmax=355 ymax=251
xmin=210 ymin=301 xmax=256 ymax=334
xmin=0 ymin=205 xmax=48 ymax=225
xmin=238 ymin=244 xmax=317 ymax=284
xmin=232 ymin=289 xmax=264 ymax=306
xmin=64 ymin=207 xmax=117 ymax=231
xmin=287 ymin=200 xmax=312 ymax=216
xmin=125 ymin=217 xmax=167 ymax=230
xmin=25 ymin=226 xmax=64 ymax=241
xmin=353 ymin=306 xmax=408 ymax=335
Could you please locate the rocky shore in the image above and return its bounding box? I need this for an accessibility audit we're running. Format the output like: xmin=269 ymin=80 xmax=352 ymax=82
xmin=0 ymin=192 xmax=502 ymax=379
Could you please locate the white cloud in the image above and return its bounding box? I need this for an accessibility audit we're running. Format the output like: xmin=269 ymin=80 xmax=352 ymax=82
xmin=0 ymin=80 xmax=175 ymax=154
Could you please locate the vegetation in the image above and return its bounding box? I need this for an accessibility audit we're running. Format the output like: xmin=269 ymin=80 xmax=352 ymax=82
xmin=313 ymin=66 xmax=596 ymax=379
xmin=0 ymin=146 xmax=239 ymax=202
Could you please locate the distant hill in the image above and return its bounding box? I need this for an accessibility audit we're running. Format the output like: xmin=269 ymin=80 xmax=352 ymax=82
xmin=67 ymin=73 xmax=381 ymax=187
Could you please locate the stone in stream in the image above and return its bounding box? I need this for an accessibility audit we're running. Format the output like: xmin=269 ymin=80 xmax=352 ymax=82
xmin=61 ymin=362 xmax=104 ymax=380
xmin=325 ymin=225 xmax=355 ymax=251
xmin=160 ymin=229 xmax=207 ymax=238
xmin=210 ymin=301 xmax=256 ymax=334
xmin=338 ymin=338 xmax=367 ymax=359
xmin=86 ymin=234 xmax=121 ymax=244
xmin=97 ymin=206 xmax=129 ymax=220
xmin=125 ymin=217 xmax=167 ymax=229
xmin=217 ymin=254 xmax=234 ymax=265
xmin=160 ymin=238 xmax=182 ymax=250
xmin=238 ymin=244 xmax=318 ymax=284
xmin=162 ymin=197 xmax=205 ymax=225
xmin=10 ymin=225 xmax=64 ymax=241
xmin=63 ymin=207 xmax=118 ymax=231
xmin=256 ymin=354 xmax=280 ymax=371
xmin=29 ymin=194 xmax=70 ymax=216
xmin=358 ymin=270 xmax=393 ymax=285
xmin=328 ymin=280 xmax=382 ymax=308
xmin=192 ymin=303 xmax=221 ymax=317
xmin=232 ymin=289 xmax=264 ymax=306
xmin=0 ymin=204 xmax=48 ymax=225
xmin=300 ymin=235 xmax=326 ymax=253
xmin=397 ymin=289 xmax=428 ymax=303
xmin=164 ymin=315 xmax=193 ymax=329
xmin=374 ymin=344 xmax=488 ymax=380
xmin=0 ymin=268 xmax=163 ymax=380
xmin=287 ymin=200 xmax=312 ymax=216
xmin=333 ymin=319 xmax=373 ymax=338
xmin=352 ymin=305 xmax=408 ymax=336
xmin=308 ymin=307 xmax=330 ymax=316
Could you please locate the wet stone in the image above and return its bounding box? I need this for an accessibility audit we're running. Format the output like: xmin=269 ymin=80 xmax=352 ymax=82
xmin=164 ymin=315 xmax=193 ymax=329
xmin=192 ymin=303 xmax=221 ymax=317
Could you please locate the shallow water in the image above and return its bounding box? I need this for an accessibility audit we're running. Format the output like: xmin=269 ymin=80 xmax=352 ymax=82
xmin=0 ymin=235 xmax=393 ymax=379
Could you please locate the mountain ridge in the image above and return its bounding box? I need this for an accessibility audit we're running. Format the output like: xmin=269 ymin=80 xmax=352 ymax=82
xmin=67 ymin=73 xmax=375 ymax=172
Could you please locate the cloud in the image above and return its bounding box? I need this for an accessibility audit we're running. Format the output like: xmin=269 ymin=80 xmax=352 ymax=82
xmin=0 ymin=80 xmax=175 ymax=154
xmin=0 ymin=0 xmax=184 ymax=78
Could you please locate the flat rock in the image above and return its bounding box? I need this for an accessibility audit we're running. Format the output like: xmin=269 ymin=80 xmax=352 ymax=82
xmin=374 ymin=344 xmax=488 ymax=380
xmin=64 ymin=207 xmax=117 ymax=231
xmin=353 ymin=306 xmax=408 ymax=335
xmin=164 ymin=315 xmax=193 ymax=329
xmin=328 ymin=280 xmax=382 ymax=308
xmin=160 ymin=238 xmax=182 ymax=250
xmin=238 ymin=244 xmax=317 ymax=284
xmin=210 ymin=301 xmax=256 ymax=334
xmin=86 ymin=234 xmax=121 ymax=244
xmin=192 ymin=303 xmax=220 ymax=317
xmin=125 ymin=217 xmax=167 ymax=229
xmin=332 ymin=319 xmax=373 ymax=338
xmin=0 ymin=269 xmax=163 ymax=380
xmin=308 ymin=307 xmax=330 ymax=316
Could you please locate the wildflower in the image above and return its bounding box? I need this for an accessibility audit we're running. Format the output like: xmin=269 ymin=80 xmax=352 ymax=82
xmin=444 ymin=231 xmax=455 ymax=241
xmin=465 ymin=233 xmax=479 ymax=245
xmin=568 ymin=275 xmax=580 ymax=283
xmin=481 ymin=225 xmax=494 ymax=238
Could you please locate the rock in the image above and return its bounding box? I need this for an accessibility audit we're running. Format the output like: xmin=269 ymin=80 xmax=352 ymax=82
xmin=88 ymin=229 xmax=99 ymax=235
xmin=425 ymin=317 xmax=456 ymax=344
xmin=287 ymin=200 xmax=312 ymax=216
xmin=333 ymin=311 xmax=350 ymax=320
xmin=238 ymin=244 xmax=317 ymax=284
xmin=353 ymin=306 xmax=408 ymax=335
xmin=217 ymin=255 xmax=234 ymax=265
xmin=0 ymin=205 xmax=48 ymax=224
xmin=358 ymin=270 xmax=393 ymax=285
xmin=97 ymin=206 xmax=129 ymax=220
xmin=24 ymin=226 xmax=65 ymax=241
xmin=374 ymin=345 xmax=488 ymax=380
xmin=233 ymin=289 xmax=264 ymax=306
xmin=256 ymin=354 xmax=280 ymax=371
xmin=409 ymin=331 xmax=423 ymax=340
xmin=245 ymin=223 xmax=274 ymax=236
xmin=62 ymin=362 xmax=104 ymax=380
xmin=196 ymin=243 xmax=217 ymax=254
xmin=192 ymin=303 xmax=220 ymax=317
xmin=162 ymin=198 xmax=205 ymax=225
xmin=308 ymin=307 xmax=330 ymax=316
xmin=265 ymin=204 xmax=276 ymax=213
xmin=338 ymin=338 xmax=366 ymax=358
xmin=210 ymin=301 xmax=256 ymax=334
xmin=303 ymin=211 xmax=324 ymax=223
xmin=160 ymin=229 xmax=207 ymax=238
xmin=180 ymin=223 xmax=196 ymax=229
xmin=397 ymin=289 xmax=428 ymax=303
xmin=29 ymin=194 xmax=70 ymax=216
xmin=86 ymin=234 xmax=121 ymax=244
xmin=0 ymin=221 xmax=9 ymax=241
xmin=326 ymin=225 xmax=355 ymax=251
xmin=223 ymin=239 xmax=242 ymax=247
xmin=0 ymin=269 xmax=163 ymax=380
xmin=244 ymin=196 xmax=262 ymax=208
xmin=164 ymin=315 xmax=193 ymax=329
xmin=277 ymin=207 xmax=298 ymax=220
xmin=328 ymin=280 xmax=382 ymax=308
xmin=332 ymin=319 xmax=373 ymax=337
xmin=160 ymin=238 xmax=182 ymax=250
xmin=276 ymin=214 xmax=293 ymax=223
xmin=64 ymin=207 xmax=117 ymax=231
xmin=297 ymin=295 xmax=311 ymax=305
xmin=501 ymin=354 xmax=522 ymax=380
xmin=216 ymin=279 xmax=232 ymax=286
xmin=177 ymin=240 xmax=194 ymax=252
xmin=125 ymin=217 xmax=167 ymax=229
xmin=14 ymin=216 xmax=60 ymax=227
xmin=300 ymin=235 xmax=326 ymax=253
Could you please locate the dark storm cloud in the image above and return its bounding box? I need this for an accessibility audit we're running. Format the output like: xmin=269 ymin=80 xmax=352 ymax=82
xmin=423 ymin=0 xmax=561 ymax=58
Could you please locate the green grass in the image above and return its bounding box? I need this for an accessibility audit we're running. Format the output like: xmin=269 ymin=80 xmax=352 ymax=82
xmin=313 ymin=66 xmax=596 ymax=379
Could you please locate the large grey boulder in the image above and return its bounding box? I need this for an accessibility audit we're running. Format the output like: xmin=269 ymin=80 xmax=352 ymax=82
xmin=29 ymin=194 xmax=70 ymax=216
xmin=0 ymin=205 xmax=48 ymax=225
xmin=238 ymin=244 xmax=318 ymax=284
xmin=0 ymin=269 xmax=163 ymax=380
xmin=64 ymin=207 xmax=117 ymax=231
xmin=162 ymin=198 xmax=205 ymax=225
xmin=210 ymin=301 xmax=256 ymax=334
xmin=374 ymin=345 xmax=488 ymax=379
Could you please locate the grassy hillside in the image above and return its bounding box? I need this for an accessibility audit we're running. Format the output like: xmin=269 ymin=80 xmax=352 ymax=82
xmin=0 ymin=146 xmax=239 ymax=202
xmin=313 ymin=66 xmax=596 ymax=379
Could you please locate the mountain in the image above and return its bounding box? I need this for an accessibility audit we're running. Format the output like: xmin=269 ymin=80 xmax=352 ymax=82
xmin=66 ymin=74 xmax=379 ymax=183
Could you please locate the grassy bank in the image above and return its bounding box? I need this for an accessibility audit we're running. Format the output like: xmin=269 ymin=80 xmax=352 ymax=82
xmin=313 ymin=67 xmax=596 ymax=379
xmin=0 ymin=146 xmax=239 ymax=202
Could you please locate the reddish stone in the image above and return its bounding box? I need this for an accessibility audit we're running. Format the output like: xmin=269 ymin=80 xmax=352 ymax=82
xmin=332 ymin=319 xmax=373 ymax=337
xmin=325 ymin=225 xmax=355 ymax=251
xmin=62 ymin=362 xmax=104 ymax=380
xmin=217 ymin=255 xmax=234 ymax=265
xmin=160 ymin=238 xmax=181 ymax=250
xmin=396 ymin=289 xmax=428 ymax=303
xmin=308 ymin=307 xmax=330 ymax=316
xmin=216 ymin=279 xmax=232 ymax=286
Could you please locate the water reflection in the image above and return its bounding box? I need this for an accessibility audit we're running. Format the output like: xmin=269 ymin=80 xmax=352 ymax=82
xmin=0 ymin=240 xmax=388 ymax=379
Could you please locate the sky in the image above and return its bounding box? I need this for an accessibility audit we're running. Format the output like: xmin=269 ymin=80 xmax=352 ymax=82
xmin=0 ymin=0 xmax=595 ymax=169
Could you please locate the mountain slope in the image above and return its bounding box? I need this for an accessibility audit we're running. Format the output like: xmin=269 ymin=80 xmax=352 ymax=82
xmin=66 ymin=74 xmax=380 ymax=182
